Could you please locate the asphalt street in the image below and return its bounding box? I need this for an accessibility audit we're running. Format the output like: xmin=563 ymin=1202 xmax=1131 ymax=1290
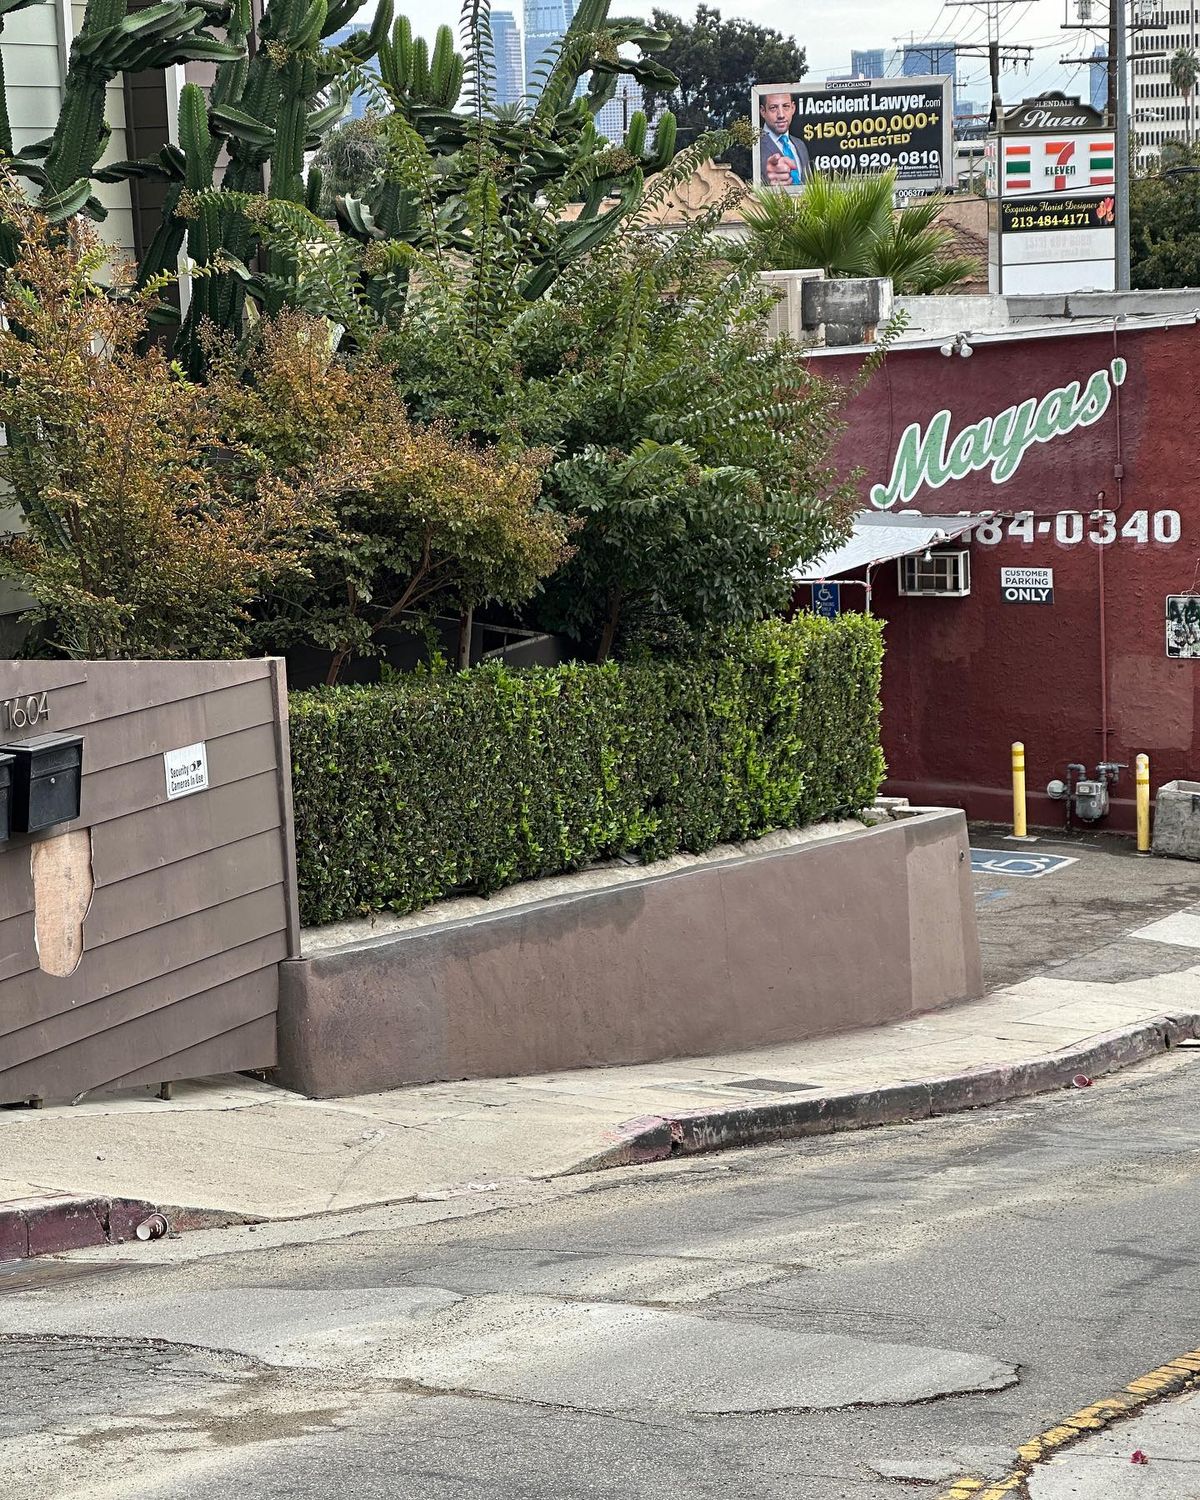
xmin=3 ymin=831 xmax=1200 ymax=1498
xmin=1 ymin=1045 xmax=1200 ymax=1498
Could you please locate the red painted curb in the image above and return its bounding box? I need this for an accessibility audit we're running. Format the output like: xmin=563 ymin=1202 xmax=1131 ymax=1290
xmin=0 ymin=1194 xmax=158 ymax=1263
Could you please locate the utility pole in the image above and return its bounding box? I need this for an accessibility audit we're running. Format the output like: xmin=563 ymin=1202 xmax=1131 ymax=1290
xmin=1108 ymin=5 xmax=1118 ymax=124
xmin=1062 ymin=3 xmax=1167 ymax=293
xmin=1116 ymin=2 xmax=1130 ymax=287
xmin=945 ymin=0 xmax=1034 ymax=126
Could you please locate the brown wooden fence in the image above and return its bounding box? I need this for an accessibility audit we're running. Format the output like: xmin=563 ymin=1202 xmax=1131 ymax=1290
xmin=0 ymin=661 xmax=298 ymax=1105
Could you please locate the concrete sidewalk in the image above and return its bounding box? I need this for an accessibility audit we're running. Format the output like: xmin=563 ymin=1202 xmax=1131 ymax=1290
xmin=3 ymin=961 xmax=1200 ymax=1226
xmin=4 ymin=831 xmax=1200 ymax=1243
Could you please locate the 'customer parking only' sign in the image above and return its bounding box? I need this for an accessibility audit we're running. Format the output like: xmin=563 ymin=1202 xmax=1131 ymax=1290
xmin=1001 ymin=567 xmax=1054 ymax=604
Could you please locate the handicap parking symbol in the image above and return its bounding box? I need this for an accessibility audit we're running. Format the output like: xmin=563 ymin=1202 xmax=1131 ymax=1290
xmin=970 ymin=849 xmax=1078 ymax=879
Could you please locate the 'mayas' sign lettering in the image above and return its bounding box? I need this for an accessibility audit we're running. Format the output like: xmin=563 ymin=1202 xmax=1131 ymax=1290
xmin=870 ymin=357 xmax=1126 ymax=510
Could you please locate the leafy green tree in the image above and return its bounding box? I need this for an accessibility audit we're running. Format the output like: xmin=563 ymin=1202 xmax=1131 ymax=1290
xmin=743 ymin=171 xmax=980 ymax=293
xmin=1131 ymin=142 xmax=1200 ymax=288
xmin=1170 ymin=46 xmax=1200 ymax=146
xmin=0 ymin=192 xmax=319 ymax=659
xmin=641 ymin=4 xmax=806 ymax=174
xmin=0 ymin=186 xmax=567 ymax=672
xmin=209 ymin=309 xmax=572 ymax=683
xmin=228 ymin=112 xmax=856 ymax=661
xmin=531 ymin=221 xmax=855 ymax=659
xmin=332 ymin=0 xmax=681 ymax=315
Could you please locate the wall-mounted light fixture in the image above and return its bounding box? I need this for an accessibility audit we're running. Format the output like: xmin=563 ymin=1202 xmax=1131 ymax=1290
xmin=939 ymin=332 xmax=974 ymax=358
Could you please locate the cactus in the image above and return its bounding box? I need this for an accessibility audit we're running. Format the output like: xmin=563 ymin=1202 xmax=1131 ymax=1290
xmin=38 ymin=0 xmax=242 ymax=217
xmin=0 ymin=0 xmax=675 ymax=350
xmin=339 ymin=2 xmax=680 ymax=310
xmin=143 ymin=0 xmax=392 ymax=368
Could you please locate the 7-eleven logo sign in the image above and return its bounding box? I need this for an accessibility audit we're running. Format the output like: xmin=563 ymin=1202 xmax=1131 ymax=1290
xmin=1044 ymin=139 xmax=1077 ymax=189
xmin=1089 ymin=140 xmax=1115 ymax=185
xmin=999 ymin=133 xmax=1117 ymax=197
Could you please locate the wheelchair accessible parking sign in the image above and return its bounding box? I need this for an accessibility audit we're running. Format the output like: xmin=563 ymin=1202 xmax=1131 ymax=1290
xmin=970 ymin=849 xmax=1077 ymax=878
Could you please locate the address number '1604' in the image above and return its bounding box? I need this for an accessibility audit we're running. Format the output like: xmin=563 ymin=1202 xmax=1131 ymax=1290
xmin=972 ymin=509 xmax=1181 ymax=546
xmin=1 ymin=691 xmax=49 ymax=731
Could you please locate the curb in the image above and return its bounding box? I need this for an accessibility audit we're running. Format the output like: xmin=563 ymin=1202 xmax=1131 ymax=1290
xmin=4 ymin=1014 xmax=1195 ymax=1260
xmin=0 ymin=1193 xmax=159 ymax=1262
xmin=0 ymin=1194 xmax=249 ymax=1264
xmin=938 ymin=1344 xmax=1200 ymax=1498
xmin=575 ymin=1013 xmax=1200 ymax=1171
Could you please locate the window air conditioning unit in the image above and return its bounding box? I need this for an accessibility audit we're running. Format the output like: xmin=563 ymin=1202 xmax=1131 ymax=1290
xmin=897 ymin=549 xmax=971 ymax=597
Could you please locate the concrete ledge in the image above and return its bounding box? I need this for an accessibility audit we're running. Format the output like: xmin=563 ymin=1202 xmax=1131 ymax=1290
xmin=275 ymin=809 xmax=982 ymax=1098
xmin=578 ymin=1013 xmax=1199 ymax=1169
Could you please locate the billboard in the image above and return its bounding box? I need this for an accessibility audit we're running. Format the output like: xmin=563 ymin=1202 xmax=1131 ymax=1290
xmin=750 ymin=76 xmax=953 ymax=193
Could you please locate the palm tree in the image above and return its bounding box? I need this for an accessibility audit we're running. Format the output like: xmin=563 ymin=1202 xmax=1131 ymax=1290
xmin=1170 ymin=46 xmax=1200 ymax=147
xmin=742 ymin=170 xmax=980 ymax=294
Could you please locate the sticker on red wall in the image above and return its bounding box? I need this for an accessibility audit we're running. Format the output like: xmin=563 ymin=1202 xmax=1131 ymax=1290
xmin=1166 ymin=596 xmax=1200 ymax=659
xmin=1001 ymin=567 xmax=1054 ymax=604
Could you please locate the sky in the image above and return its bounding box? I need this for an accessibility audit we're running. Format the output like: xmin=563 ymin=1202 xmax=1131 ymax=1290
xmin=389 ymin=0 xmax=1091 ymax=107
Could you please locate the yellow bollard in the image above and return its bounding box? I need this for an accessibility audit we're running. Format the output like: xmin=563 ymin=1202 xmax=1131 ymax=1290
xmin=1012 ymin=742 xmax=1027 ymax=839
xmin=1136 ymin=753 xmax=1151 ymax=854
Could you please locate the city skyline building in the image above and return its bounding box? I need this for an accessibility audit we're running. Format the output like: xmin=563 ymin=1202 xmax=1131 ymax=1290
xmin=900 ymin=40 xmax=957 ymax=112
xmin=1132 ymin=4 xmax=1199 ymax=158
xmin=491 ymin=8 xmax=523 ymax=106
xmin=1089 ymin=42 xmax=1107 ymax=117
xmin=522 ymin=0 xmax=575 ymax=92
xmin=851 ymin=47 xmax=886 ymax=78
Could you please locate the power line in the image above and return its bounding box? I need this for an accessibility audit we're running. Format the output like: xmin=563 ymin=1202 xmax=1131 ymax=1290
xmin=944 ymin=0 xmax=1036 ymax=120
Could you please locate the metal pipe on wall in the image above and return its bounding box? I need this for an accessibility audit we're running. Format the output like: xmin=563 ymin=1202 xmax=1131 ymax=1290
xmin=1097 ymin=317 xmax=1126 ymax=764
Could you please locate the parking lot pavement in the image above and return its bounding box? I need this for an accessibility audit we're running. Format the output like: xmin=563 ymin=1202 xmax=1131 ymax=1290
xmin=969 ymin=824 xmax=1200 ymax=992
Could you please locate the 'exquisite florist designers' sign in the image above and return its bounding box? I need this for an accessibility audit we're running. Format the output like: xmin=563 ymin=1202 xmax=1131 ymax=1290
xmin=870 ymin=358 xmax=1126 ymax=510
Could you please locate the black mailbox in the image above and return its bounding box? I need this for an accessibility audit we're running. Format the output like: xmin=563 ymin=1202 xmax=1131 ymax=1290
xmin=0 ymin=752 xmax=13 ymax=842
xmin=2 ymin=734 xmax=84 ymax=834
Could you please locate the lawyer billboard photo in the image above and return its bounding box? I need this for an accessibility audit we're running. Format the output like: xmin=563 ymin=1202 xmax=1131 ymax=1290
xmin=751 ymin=76 xmax=953 ymax=193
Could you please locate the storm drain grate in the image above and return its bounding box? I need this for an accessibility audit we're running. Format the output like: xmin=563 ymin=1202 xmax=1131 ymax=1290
xmin=722 ymin=1078 xmax=819 ymax=1094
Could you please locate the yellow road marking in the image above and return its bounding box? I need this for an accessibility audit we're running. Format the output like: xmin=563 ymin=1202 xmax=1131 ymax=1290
xmin=937 ymin=1346 xmax=1200 ymax=1499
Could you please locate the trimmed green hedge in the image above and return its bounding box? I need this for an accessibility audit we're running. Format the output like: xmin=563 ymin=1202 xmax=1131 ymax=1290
xmin=290 ymin=615 xmax=885 ymax=926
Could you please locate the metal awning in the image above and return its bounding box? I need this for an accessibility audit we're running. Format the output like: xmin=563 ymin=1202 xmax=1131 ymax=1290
xmin=792 ymin=511 xmax=982 ymax=582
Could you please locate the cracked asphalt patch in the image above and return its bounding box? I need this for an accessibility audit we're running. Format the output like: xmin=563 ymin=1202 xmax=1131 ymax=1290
xmin=0 ymin=1290 xmax=1016 ymax=1417
xmin=6 ymin=1005 xmax=1200 ymax=1496
xmin=0 ymin=1334 xmax=361 ymax=1500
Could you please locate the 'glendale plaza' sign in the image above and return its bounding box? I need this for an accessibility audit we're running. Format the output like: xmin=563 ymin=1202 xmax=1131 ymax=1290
xmin=869 ymin=358 xmax=1126 ymax=510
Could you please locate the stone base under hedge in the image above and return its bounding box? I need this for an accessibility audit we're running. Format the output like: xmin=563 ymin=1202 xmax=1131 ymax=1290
xmin=273 ymin=808 xmax=981 ymax=1098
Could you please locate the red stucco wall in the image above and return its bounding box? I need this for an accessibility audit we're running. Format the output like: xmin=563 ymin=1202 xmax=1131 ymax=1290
xmin=822 ymin=321 xmax=1200 ymax=831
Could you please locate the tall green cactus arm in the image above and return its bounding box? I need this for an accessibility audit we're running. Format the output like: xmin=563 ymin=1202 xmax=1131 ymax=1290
xmin=648 ymin=110 xmax=675 ymax=170
xmin=328 ymin=0 xmax=392 ymax=61
xmin=42 ymin=0 xmax=242 ymax=197
xmin=377 ymin=13 xmax=412 ymax=97
xmin=622 ymin=111 xmax=646 ymax=157
xmin=322 ymin=0 xmax=366 ymax=33
xmin=428 ymin=25 xmax=462 ymax=107
xmin=209 ymin=0 xmax=251 ymax=108
xmin=410 ymin=34 xmax=430 ymax=96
